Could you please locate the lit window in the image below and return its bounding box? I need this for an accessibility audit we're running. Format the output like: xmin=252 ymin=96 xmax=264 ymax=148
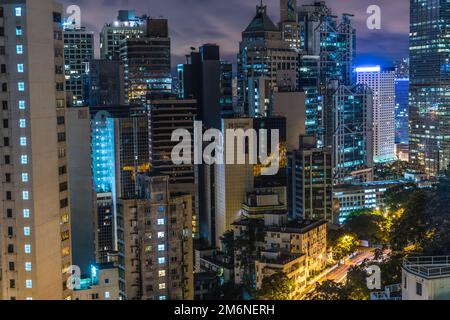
xmin=19 ymin=119 xmax=26 ymax=128
xmin=17 ymin=64 xmax=24 ymax=73
xmin=159 ymin=296 xmax=166 ymax=301
xmin=22 ymin=173 xmax=29 ymax=182
xmin=15 ymin=7 xmax=23 ymax=17
xmin=19 ymin=100 xmax=26 ymax=109
xmin=24 ymin=227 xmax=30 ymax=236
xmin=157 ymin=218 xmax=165 ymax=225
xmin=25 ymin=262 xmax=32 ymax=271
xmin=159 ymin=283 xmax=166 ymax=290
xmin=158 ymin=257 xmax=165 ymax=264
xmin=24 ymin=244 xmax=31 ymax=254
xmin=158 ymin=270 xmax=166 ymax=277
xmin=157 ymin=232 xmax=165 ymax=239
xmin=16 ymin=45 xmax=23 ymax=54
xmin=16 ymin=27 xmax=23 ymax=36
xmin=26 ymin=297 xmax=33 ymax=300
xmin=158 ymin=244 xmax=165 ymax=252
xmin=158 ymin=206 xmax=165 ymax=213
xmin=18 ymin=82 xmax=25 ymax=91
xmin=105 ymin=292 xmax=110 ymax=299
xmin=20 ymin=137 xmax=27 ymax=146
xmin=25 ymin=280 xmax=32 ymax=289
xmin=22 ymin=191 xmax=29 ymax=200
xmin=23 ymin=209 xmax=30 ymax=218
xmin=21 ymin=155 xmax=28 ymax=164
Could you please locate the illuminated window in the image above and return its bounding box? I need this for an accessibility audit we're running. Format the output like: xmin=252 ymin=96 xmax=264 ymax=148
xmin=159 ymin=296 xmax=166 ymax=301
xmin=19 ymin=119 xmax=26 ymax=128
xmin=16 ymin=27 xmax=23 ymax=36
xmin=16 ymin=45 xmax=23 ymax=54
xmin=17 ymin=64 xmax=24 ymax=73
xmin=25 ymin=280 xmax=32 ymax=289
xmin=15 ymin=7 xmax=22 ymax=17
xmin=26 ymin=297 xmax=33 ymax=300
xmin=20 ymin=137 xmax=27 ymax=146
xmin=105 ymin=292 xmax=110 ymax=299
xmin=157 ymin=232 xmax=165 ymax=239
xmin=19 ymin=100 xmax=26 ymax=109
xmin=159 ymin=283 xmax=166 ymax=290
xmin=22 ymin=191 xmax=29 ymax=200
xmin=23 ymin=209 xmax=30 ymax=218
xmin=24 ymin=227 xmax=30 ymax=236
xmin=158 ymin=270 xmax=166 ymax=277
xmin=157 ymin=218 xmax=165 ymax=225
xmin=21 ymin=155 xmax=28 ymax=164
xmin=18 ymin=82 xmax=25 ymax=91
xmin=158 ymin=244 xmax=165 ymax=252
xmin=24 ymin=244 xmax=31 ymax=254
xmin=25 ymin=262 xmax=32 ymax=271
xmin=158 ymin=257 xmax=165 ymax=264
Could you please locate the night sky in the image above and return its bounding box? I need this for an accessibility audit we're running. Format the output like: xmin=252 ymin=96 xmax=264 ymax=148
xmin=59 ymin=0 xmax=409 ymax=69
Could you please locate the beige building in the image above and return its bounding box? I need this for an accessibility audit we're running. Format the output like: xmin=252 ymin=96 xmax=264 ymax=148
xmin=117 ymin=173 xmax=194 ymax=300
xmin=73 ymin=264 xmax=121 ymax=300
xmin=0 ymin=0 xmax=71 ymax=300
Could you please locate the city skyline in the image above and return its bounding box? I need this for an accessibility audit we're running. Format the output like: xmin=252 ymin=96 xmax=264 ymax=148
xmin=59 ymin=0 xmax=409 ymax=68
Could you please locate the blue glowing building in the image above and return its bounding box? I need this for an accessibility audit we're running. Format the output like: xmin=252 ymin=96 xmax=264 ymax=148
xmin=395 ymin=78 xmax=409 ymax=145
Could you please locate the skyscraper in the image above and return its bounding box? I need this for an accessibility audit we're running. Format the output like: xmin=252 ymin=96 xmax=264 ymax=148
xmin=63 ymin=26 xmax=94 ymax=106
xmin=280 ymin=0 xmax=300 ymax=51
xmin=121 ymin=18 xmax=171 ymax=105
xmin=409 ymin=0 xmax=450 ymax=176
xmin=356 ymin=66 xmax=396 ymax=163
xmin=100 ymin=10 xmax=146 ymax=61
xmin=0 ymin=0 xmax=71 ymax=299
xmin=333 ymin=84 xmax=374 ymax=184
xmin=237 ymin=4 xmax=298 ymax=117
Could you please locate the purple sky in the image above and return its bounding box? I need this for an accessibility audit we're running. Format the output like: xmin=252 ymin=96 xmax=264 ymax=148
xmin=60 ymin=0 xmax=409 ymax=68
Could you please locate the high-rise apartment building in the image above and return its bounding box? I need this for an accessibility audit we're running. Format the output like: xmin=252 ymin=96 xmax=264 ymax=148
xmin=356 ymin=66 xmax=396 ymax=163
xmin=100 ymin=10 xmax=146 ymax=61
xmin=409 ymin=0 xmax=450 ymax=176
xmin=121 ymin=18 xmax=171 ymax=105
xmin=0 ymin=0 xmax=71 ymax=299
xmin=333 ymin=84 xmax=374 ymax=184
xmin=117 ymin=173 xmax=194 ymax=300
xmin=63 ymin=27 xmax=94 ymax=106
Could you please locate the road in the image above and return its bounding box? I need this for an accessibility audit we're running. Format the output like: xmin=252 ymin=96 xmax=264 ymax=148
xmin=322 ymin=248 xmax=375 ymax=283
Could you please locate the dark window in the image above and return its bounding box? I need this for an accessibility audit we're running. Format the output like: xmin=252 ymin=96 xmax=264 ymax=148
xmin=59 ymin=182 xmax=68 ymax=192
xmin=53 ymin=12 xmax=62 ymax=23
xmin=0 ymin=7 xmax=4 ymax=18
xmin=9 ymin=262 xmax=14 ymax=271
xmin=6 ymin=191 xmax=12 ymax=200
xmin=416 ymin=282 xmax=422 ymax=296
xmin=3 ymin=118 xmax=8 ymax=128
xmin=9 ymin=280 xmax=15 ymax=289
xmin=57 ymin=116 xmax=65 ymax=125
xmin=57 ymin=132 xmax=66 ymax=142
xmin=0 ymin=46 xmax=5 ymax=55
xmin=7 ymin=244 xmax=14 ymax=253
xmin=4 ymin=137 xmax=9 ymax=146
xmin=0 ymin=27 xmax=4 ymax=37
xmin=6 ymin=208 xmax=12 ymax=218
xmin=4 ymin=155 xmax=10 ymax=164
xmin=7 ymin=226 xmax=13 ymax=236
xmin=5 ymin=173 xmax=11 ymax=183
xmin=60 ymin=198 xmax=69 ymax=208
xmin=2 ymin=83 xmax=7 ymax=92
xmin=59 ymin=166 xmax=67 ymax=175
xmin=2 ymin=101 xmax=7 ymax=110
xmin=1 ymin=64 xmax=6 ymax=73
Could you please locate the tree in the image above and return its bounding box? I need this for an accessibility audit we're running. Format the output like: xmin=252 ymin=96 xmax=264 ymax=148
xmin=345 ymin=265 xmax=370 ymax=300
xmin=256 ymin=272 xmax=297 ymax=300
xmin=329 ymin=231 xmax=359 ymax=261
xmin=344 ymin=213 xmax=388 ymax=245
xmin=310 ymin=280 xmax=348 ymax=300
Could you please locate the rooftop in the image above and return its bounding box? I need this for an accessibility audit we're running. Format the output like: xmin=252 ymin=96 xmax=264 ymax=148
xmin=243 ymin=5 xmax=279 ymax=34
xmin=403 ymin=256 xmax=450 ymax=279
xmin=265 ymin=219 xmax=327 ymax=234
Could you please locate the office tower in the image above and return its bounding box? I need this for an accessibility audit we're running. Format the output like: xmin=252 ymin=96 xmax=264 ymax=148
xmin=178 ymin=44 xmax=223 ymax=129
xmin=118 ymin=174 xmax=194 ymax=300
xmin=272 ymin=91 xmax=306 ymax=152
xmin=84 ymin=59 xmax=125 ymax=106
xmin=394 ymin=59 xmax=410 ymax=147
xmin=215 ymin=118 xmax=255 ymax=247
xmin=220 ymin=61 xmax=234 ymax=117
xmin=100 ymin=10 xmax=146 ymax=61
xmin=409 ymin=0 xmax=450 ymax=176
xmin=121 ymin=18 xmax=171 ymax=105
xmin=280 ymin=0 xmax=300 ymax=50
xmin=287 ymin=136 xmax=334 ymax=223
xmin=297 ymin=2 xmax=356 ymax=146
xmin=63 ymin=27 xmax=94 ymax=106
xmin=115 ymin=110 xmax=149 ymax=200
xmin=356 ymin=66 xmax=396 ymax=163
xmin=333 ymin=84 xmax=374 ymax=184
xmin=66 ymin=107 xmax=95 ymax=273
xmin=0 ymin=0 xmax=71 ymax=299
xmin=237 ymin=4 xmax=298 ymax=117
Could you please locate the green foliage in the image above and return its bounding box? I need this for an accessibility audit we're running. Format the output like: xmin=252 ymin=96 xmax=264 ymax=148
xmin=256 ymin=272 xmax=296 ymax=300
xmin=343 ymin=213 xmax=388 ymax=245
xmin=310 ymin=280 xmax=349 ymax=300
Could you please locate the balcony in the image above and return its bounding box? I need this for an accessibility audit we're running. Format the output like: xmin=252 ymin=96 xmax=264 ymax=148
xmin=403 ymin=256 xmax=450 ymax=279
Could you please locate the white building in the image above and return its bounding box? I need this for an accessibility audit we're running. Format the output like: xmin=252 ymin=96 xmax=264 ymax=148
xmin=402 ymin=256 xmax=450 ymax=300
xmin=356 ymin=66 xmax=396 ymax=163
